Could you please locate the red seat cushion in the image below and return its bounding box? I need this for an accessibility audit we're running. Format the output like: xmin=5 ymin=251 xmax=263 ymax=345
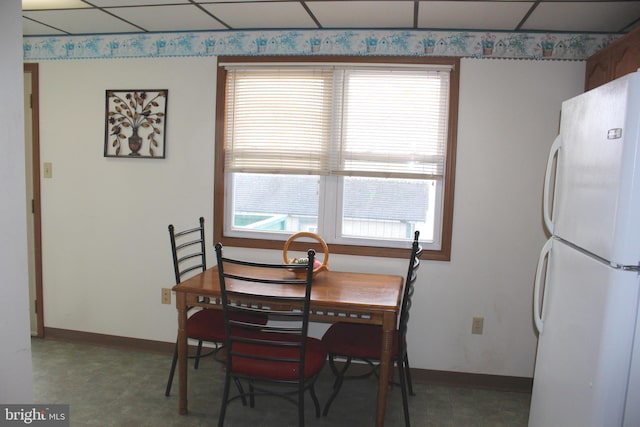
xmin=322 ymin=322 xmax=400 ymax=360
xmin=187 ymin=309 xmax=225 ymax=341
xmin=186 ymin=309 xmax=267 ymax=342
xmin=231 ymin=333 xmax=327 ymax=380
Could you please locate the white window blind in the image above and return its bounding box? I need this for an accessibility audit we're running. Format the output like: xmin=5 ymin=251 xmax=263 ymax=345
xmin=224 ymin=65 xmax=451 ymax=179
xmin=331 ymin=68 xmax=450 ymax=179
xmin=224 ymin=67 xmax=333 ymax=175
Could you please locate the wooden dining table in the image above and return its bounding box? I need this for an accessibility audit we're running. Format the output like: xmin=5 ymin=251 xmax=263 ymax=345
xmin=172 ymin=264 xmax=404 ymax=427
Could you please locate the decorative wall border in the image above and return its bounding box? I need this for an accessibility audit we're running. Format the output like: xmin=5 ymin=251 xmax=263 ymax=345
xmin=23 ymin=29 xmax=620 ymax=61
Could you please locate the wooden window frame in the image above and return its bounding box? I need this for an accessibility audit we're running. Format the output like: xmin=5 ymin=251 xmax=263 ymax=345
xmin=214 ymin=55 xmax=459 ymax=260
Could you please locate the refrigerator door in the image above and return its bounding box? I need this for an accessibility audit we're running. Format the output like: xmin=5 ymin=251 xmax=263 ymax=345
xmin=547 ymin=71 xmax=640 ymax=266
xmin=624 ymin=305 xmax=640 ymax=427
xmin=529 ymin=238 xmax=640 ymax=427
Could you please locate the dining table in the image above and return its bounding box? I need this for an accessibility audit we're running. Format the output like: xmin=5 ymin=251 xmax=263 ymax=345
xmin=172 ymin=264 xmax=404 ymax=427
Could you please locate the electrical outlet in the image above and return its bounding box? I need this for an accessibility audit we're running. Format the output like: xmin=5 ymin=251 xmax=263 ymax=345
xmin=161 ymin=288 xmax=172 ymax=304
xmin=472 ymin=316 xmax=484 ymax=335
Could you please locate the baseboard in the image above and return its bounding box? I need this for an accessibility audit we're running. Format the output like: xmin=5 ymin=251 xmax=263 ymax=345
xmin=41 ymin=327 xmax=532 ymax=393
xmin=43 ymin=327 xmax=175 ymax=355
xmin=411 ymin=368 xmax=532 ymax=393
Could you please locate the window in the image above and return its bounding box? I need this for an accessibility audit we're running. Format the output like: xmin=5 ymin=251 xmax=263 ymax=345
xmin=215 ymin=56 xmax=459 ymax=260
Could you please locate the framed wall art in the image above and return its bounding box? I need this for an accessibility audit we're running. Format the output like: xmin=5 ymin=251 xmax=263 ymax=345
xmin=104 ymin=89 xmax=168 ymax=158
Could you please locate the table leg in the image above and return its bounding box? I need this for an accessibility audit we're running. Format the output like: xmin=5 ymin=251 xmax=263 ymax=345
xmin=177 ymin=292 xmax=188 ymax=415
xmin=376 ymin=312 xmax=394 ymax=427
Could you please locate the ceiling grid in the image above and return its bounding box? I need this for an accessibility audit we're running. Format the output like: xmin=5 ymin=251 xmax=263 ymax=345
xmin=22 ymin=0 xmax=640 ymax=36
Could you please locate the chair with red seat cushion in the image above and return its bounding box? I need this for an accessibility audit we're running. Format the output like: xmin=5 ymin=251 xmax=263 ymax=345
xmin=164 ymin=217 xmax=266 ymax=396
xmin=321 ymin=231 xmax=422 ymax=427
xmin=215 ymin=243 xmax=326 ymax=427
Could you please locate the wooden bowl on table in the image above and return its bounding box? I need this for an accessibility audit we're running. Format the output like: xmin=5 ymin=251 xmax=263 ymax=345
xmin=283 ymin=232 xmax=329 ymax=278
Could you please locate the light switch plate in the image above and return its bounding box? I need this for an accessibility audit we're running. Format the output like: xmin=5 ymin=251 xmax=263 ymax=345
xmin=43 ymin=162 xmax=52 ymax=178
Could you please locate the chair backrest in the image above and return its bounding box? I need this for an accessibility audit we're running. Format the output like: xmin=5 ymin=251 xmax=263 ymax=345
xmin=398 ymin=231 xmax=423 ymax=351
xmin=168 ymin=217 xmax=206 ymax=285
xmin=214 ymin=243 xmax=315 ymax=382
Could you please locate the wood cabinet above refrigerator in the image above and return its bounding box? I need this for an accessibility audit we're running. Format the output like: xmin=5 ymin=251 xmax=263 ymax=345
xmin=585 ymin=27 xmax=640 ymax=92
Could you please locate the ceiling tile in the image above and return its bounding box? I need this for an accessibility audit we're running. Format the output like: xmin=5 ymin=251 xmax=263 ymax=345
xmin=195 ymin=0 xmax=285 ymax=2
xmin=22 ymin=9 xmax=142 ymax=35
xmin=23 ymin=17 xmax=67 ymax=35
xmin=307 ymin=1 xmax=415 ymax=28
xmin=109 ymin=5 xmax=227 ymax=32
xmin=90 ymin=0 xmax=190 ymax=5
xmin=522 ymin=1 xmax=640 ymax=32
xmin=22 ymin=0 xmax=89 ymax=10
xmin=418 ymin=1 xmax=534 ymax=30
xmin=201 ymin=2 xmax=317 ymax=29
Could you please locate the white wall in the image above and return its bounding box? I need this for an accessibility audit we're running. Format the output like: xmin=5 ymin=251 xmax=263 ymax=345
xmin=35 ymin=55 xmax=584 ymax=378
xmin=431 ymin=58 xmax=584 ymax=376
xmin=39 ymin=57 xmax=217 ymax=340
xmin=1 ymin=1 xmax=33 ymax=402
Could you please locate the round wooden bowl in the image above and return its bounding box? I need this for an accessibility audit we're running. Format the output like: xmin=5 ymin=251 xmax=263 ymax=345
xmin=283 ymin=232 xmax=329 ymax=277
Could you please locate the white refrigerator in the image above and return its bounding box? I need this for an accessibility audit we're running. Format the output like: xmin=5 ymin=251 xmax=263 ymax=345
xmin=529 ymin=70 xmax=640 ymax=427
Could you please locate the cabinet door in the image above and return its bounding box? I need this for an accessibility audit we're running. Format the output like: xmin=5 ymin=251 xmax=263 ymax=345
xmin=612 ymin=41 xmax=640 ymax=81
xmin=585 ymin=55 xmax=611 ymax=91
xmin=585 ymin=28 xmax=640 ymax=91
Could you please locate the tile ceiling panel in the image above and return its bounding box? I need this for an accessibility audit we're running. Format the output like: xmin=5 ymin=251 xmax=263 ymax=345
xmin=522 ymin=1 xmax=640 ymax=32
xmin=22 ymin=0 xmax=89 ymax=10
xmin=201 ymin=2 xmax=317 ymax=29
xmin=307 ymin=1 xmax=415 ymax=28
xmin=23 ymin=9 xmax=142 ymax=35
xmin=418 ymin=1 xmax=534 ymax=30
xmin=201 ymin=0 xmax=290 ymax=3
xmin=110 ymin=5 xmax=227 ymax=32
xmin=23 ymin=18 xmax=67 ymax=35
xmin=90 ymin=0 xmax=190 ymax=5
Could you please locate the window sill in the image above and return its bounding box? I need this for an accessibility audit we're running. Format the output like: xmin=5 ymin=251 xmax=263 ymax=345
xmin=214 ymin=234 xmax=450 ymax=261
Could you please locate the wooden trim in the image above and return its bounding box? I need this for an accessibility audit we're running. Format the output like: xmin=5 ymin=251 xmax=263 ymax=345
xmin=213 ymin=62 xmax=227 ymax=249
xmin=43 ymin=327 xmax=175 ymax=354
xmin=24 ymin=63 xmax=44 ymax=338
xmin=440 ymin=56 xmax=459 ymax=263
xmin=213 ymin=55 xmax=459 ymax=260
xmin=40 ymin=327 xmax=532 ymax=393
xmin=411 ymin=368 xmax=532 ymax=393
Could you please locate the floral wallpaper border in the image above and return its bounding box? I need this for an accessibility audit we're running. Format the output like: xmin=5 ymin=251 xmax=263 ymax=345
xmin=23 ymin=29 xmax=620 ymax=61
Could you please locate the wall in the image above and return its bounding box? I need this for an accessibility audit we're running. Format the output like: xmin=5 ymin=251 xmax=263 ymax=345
xmin=39 ymin=57 xmax=217 ymax=340
xmin=442 ymin=58 xmax=584 ymax=375
xmin=35 ymin=55 xmax=584 ymax=378
xmin=0 ymin=1 xmax=33 ymax=402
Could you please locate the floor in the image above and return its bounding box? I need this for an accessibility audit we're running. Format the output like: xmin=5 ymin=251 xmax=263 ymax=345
xmin=31 ymin=338 xmax=531 ymax=427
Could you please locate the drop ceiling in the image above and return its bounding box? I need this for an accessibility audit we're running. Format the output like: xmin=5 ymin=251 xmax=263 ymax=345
xmin=22 ymin=0 xmax=640 ymax=37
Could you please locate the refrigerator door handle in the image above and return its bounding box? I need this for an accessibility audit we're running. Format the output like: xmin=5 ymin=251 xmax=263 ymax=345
xmin=543 ymin=135 xmax=562 ymax=235
xmin=533 ymin=237 xmax=554 ymax=335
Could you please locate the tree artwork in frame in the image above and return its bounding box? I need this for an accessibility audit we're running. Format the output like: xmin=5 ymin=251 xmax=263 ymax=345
xmin=104 ymin=89 xmax=168 ymax=158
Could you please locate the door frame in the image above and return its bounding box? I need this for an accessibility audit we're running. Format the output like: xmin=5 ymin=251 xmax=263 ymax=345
xmin=24 ymin=63 xmax=44 ymax=338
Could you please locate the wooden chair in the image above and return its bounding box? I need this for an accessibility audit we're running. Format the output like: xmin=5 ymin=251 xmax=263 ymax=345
xmin=214 ymin=243 xmax=326 ymax=427
xmin=321 ymin=231 xmax=423 ymax=426
xmin=164 ymin=217 xmax=266 ymax=396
